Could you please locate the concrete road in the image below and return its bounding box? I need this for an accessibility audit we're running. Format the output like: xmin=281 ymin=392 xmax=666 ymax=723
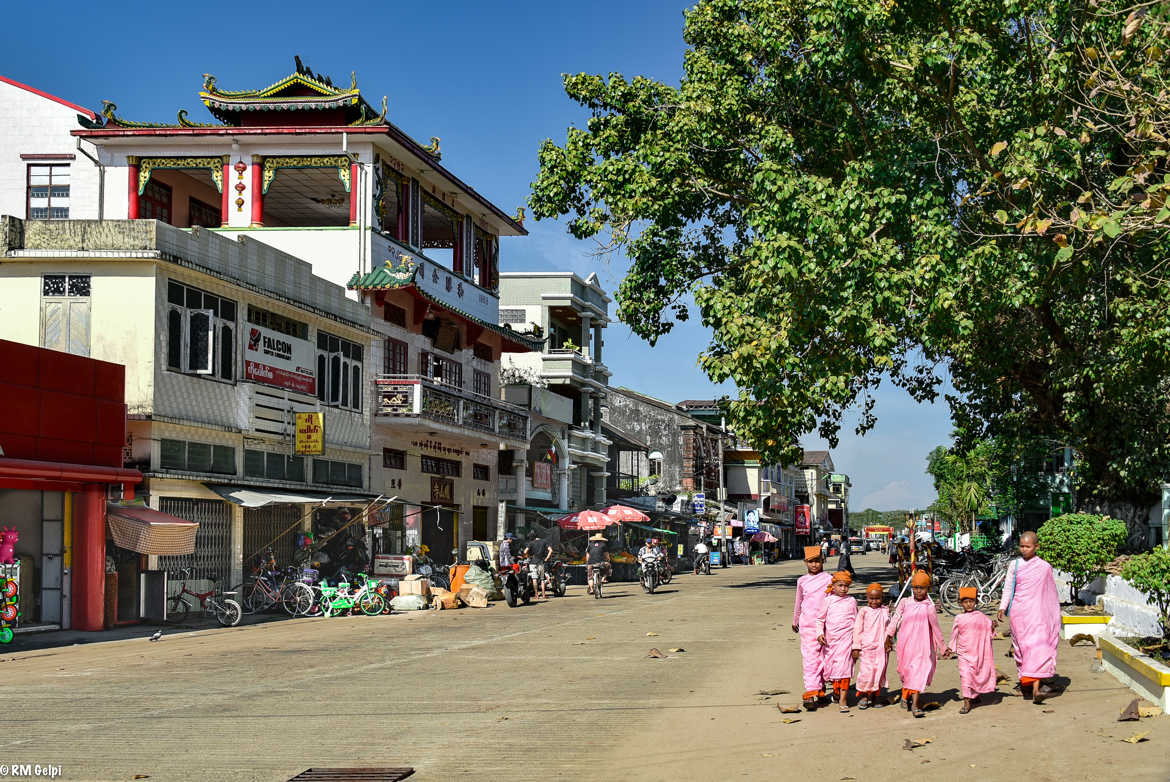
xmin=2 ymin=559 xmax=1168 ymax=782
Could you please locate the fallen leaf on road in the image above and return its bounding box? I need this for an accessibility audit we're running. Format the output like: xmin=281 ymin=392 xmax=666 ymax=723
xmin=648 ymin=648 xmax=666 ymax=659
xmin=134 ymin=776 xmax=150 ymax=780
xmin=781 ymin=718 xmax=801 ymax=724
xmin=778 ymin=705 xmax=802 ymax=713
xmin=995 ymin=669 xmax=1009 ymax=683
xmin=761 ymin=752 xmax=775 ymax=757
xmin=1042 ymin=709 xmax=1054 ymax=713
xmin=1140 ymin=706 xmax=1163 ymax=718
xmin=646 ymin=632 xmax=659 ymax=637
xmin=1120 ymin=699 xmax=1141 ymax=721
xmin=1068 ymin=633 xmax=1096 ymax=647
xmin=758 ymin=688 xmax=790 ymax=696
xmin=903 ymin=737 xmax=935 ymax=750
xmin=586 ymin=636 xmax=596 ymax=640
xmin=669 ymin=647 xmax=686 ymax=653
xmin=1121 ymin=731 xmax=1150 ymax=744
xmin=921 ymin=701 xmax=941 ymax=711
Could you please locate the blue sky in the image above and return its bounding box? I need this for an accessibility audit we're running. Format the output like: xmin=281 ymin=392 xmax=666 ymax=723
xmin=0 ymin=0 xmax=952 ymax=509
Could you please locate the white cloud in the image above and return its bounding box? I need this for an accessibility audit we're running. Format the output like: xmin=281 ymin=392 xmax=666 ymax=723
xmin=855 ymin=480 xmax=931 ymax=511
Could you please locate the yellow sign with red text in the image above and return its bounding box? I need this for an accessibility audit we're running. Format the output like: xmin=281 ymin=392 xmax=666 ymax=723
xmin=294 ymin=412 xmax=324 ymax=455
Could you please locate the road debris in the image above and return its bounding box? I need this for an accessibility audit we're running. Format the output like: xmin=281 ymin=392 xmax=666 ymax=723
xmin=1120 ymin=699 xmax=1141 ymax=721
xmin=757 ymin=688 xmax=790 ymax=696
xmin=646 ymin=631 xmax=659 ymax=637
xmin=648 ymin=648 xmax=666 ymax=659
xmin=1068 ymin=633 xmax=1096 ymax=647
xmin=903 ymin=737 xmax=935 ymax=751
xmin=777 ymin=704 xmax=802 ymax=714
xmin=781 ymin=718 xmax=801 ymax=724
xmin=1121 ymin=731 xmax=1150 ymax=744
xmin=669 ymin=647 xmax=686 ymax=653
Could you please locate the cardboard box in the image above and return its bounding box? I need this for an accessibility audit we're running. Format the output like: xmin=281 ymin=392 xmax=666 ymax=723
xmin=430 ymin=587 xmax=459 ymax=610
xmin=399 ymin=574 xmax=431 ymax=598
xmin=459 ymin=584 xmax=490 ymax=608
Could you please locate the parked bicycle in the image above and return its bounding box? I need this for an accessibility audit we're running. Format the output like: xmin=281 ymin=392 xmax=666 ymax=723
xmin=315 ymin=572 xmax=385 ymax=617
xmin=940 ymin=557 xmax=1012 ymax=615
xmin=167 ymin=569 xmax=241 ymax=627
xmin=232 ymin=558 xmax=314 ymax=616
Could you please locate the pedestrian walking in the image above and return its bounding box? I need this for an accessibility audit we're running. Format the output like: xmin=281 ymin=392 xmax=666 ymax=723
xmin=886 ymin=570 xmax=944 ymax=718
xmin=816 ymin=570 xmax=858 ymax=712
xmin=996 ymin=530 xmax=1061 ymax=704
xmin=793 ymin=545 xmax=832 ymax=710
xmin=852 ymin=582 xmax=890 ymax=709
xmin=943 ymin=586 xmax=998 ymax=713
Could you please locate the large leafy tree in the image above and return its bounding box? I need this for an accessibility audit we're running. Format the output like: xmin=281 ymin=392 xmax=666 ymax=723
xmin=531 ymin=0 xmax=1170 ymax=540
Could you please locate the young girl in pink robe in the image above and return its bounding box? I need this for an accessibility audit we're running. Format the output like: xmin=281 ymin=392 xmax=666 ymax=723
xmin=816 ymin=570 xmax=858 ymax=712
xmin=944 ymin=586 xmax=997 ymax=713
xmin=852 ymin=582 xmax=890 ymax=709
xmin=886 ymin=570 xmax=944 ymax=718
xmin=997 ymin=531 xmax=1060 ymax=703
xmin=793 ymin=545 xmax=832 ymax=709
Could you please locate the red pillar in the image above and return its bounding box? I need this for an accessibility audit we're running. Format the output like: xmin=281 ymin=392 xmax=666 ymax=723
xmin=71 ymin=484 xmax=106 ymax=631
xmin=127 ymin=157 xmax=140 ymax=219
xmin=220 ymin=156 xmax=230 ymax=226
xmin=349 ymin=162 xmax=359 ymax=225
xmin=250 ymin=155 xmax=264 ymax=226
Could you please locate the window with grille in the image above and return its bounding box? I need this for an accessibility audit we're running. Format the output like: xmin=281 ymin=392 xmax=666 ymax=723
xmin=383 ymin=448 xmax=406 ymax=470
xmin=166 ymin=280 xmax=236 ymax=381
xmin=420 ymin=351 xmax=462 ymax=388
xmin=421 ymin=455 xmax=461 ymax=477
xmin=316 ymin=331 xmax=363 ymax=411
xmin=473 ymin=369 xmax=491 ymax=397
xmin=247 ymin=305 xmax=309 ymax=340
xmin=40 ymin=274 xmax=90 ymax=356
xmin=140 ymin=179 xmax=172 ymax=223
xmin=159 ymin=439 xmax=237 ymax=475
xmin=188 ymin=196 xmax=221 ymax=228
xmin=472 ymin=464 xmax=490 ymax=481
xmin=383 ymin=303 xmax=407 ymax=327
xmin=158 ymin=498 xmax=232 ymax=591
xmin=311 ymin=458 xmax=363 ymax=487
xmin=499 ymin=309 xmax=526 ymax=325
xmin=27 ymin=164 xmax=70 ymax=219
xmin=384 ymin=337 xmax=408 ymax=375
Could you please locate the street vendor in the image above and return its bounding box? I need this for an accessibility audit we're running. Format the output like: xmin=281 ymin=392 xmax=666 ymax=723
xmin=585 ymin=532 xmax=611 ymax=594
xmin=793 ymin=545 xmax=832 ymax=709
xmin=996 ymin=530 xmax=1061 ymax=704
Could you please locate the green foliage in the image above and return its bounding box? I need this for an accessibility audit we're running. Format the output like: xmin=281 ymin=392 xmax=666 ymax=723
xmin=1038 ymin=513 xmax=1127 ymax=600
xmin=1120 ymin=546 xmax=1170 ymax=638
xmin=926 ymin=441 xmax=993 ymax=533
xmin=531 ymin=0 xmax=1170 ymax=514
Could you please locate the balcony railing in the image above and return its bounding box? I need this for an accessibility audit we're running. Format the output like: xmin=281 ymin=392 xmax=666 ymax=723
xmin=375 ymin=374 xmax=529 ymax=441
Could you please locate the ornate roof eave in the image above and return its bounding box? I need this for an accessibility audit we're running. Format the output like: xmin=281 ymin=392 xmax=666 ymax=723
xmin=92 ymin=101 xmax=219 ymax=130
xmin=348 ymin=262 xmax=544 ymax=352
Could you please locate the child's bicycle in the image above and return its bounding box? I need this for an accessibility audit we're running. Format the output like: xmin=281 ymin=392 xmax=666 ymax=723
xmin=167 ymin=569 xmax=242 ymax=627
xmin=317 ymin=573 xmax=385 ymax=617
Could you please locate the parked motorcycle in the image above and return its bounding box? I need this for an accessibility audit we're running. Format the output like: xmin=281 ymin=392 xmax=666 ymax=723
xmin=546 ymin=559 xmax=569 ymax=597
xmin=639 ymin=552 xmax=661 ymax=594
xmin=501 ymin=558 xmax=535 ymax=607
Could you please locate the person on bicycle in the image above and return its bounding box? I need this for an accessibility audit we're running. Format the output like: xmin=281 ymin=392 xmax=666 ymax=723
xmin=693 ymin=538 xmax=710 ymax=574
xmin=585 ymin=532 xmax=611 ymax=594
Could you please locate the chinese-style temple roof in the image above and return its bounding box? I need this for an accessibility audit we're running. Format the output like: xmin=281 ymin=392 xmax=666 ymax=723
xmin=349 ymin=260 xmax=544 ymax=352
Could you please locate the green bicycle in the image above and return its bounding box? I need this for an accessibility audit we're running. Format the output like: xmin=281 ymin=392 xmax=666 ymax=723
xmin=318 ymin=573 xmax=385 ymax=617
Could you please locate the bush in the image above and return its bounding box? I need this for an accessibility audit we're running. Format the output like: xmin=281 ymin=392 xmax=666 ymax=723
xmin=1037 ymin=513 xmax=1127 ymax=602
xmin=1121 ymin=547 xmax=1170 ymax=640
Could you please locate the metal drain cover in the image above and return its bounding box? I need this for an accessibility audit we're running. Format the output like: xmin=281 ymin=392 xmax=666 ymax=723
xmin=287 ymin=769 xmax=414 ymax=781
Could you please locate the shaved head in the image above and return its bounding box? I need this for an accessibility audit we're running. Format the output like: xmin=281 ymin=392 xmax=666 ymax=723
xmin=1018 ymin=530 xmax=1038 ymax=559
xmin=1020 ymin=531 xmax=1038 ymax=544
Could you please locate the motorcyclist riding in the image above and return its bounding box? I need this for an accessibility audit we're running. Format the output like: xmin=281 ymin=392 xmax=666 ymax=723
xmin=585 ymin=532 xmax=611 ymax=594
xmin=693 ymin=537 xmax=710 ymax=575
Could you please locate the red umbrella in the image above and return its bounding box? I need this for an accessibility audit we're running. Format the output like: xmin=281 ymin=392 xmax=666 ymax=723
xmin=601 ymin=504 xmax=650 ymax=523
xmin=557 ymin=509 xmax=621 ymax=531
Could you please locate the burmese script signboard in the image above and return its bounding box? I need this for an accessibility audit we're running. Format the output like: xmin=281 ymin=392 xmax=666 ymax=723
xmin=294 ymin=412 xmax=324 ymax=455
xmin=245 ymin=324 xmax=315 ymax=395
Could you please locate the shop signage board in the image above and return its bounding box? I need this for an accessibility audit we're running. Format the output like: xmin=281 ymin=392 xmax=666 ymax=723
xmin=294 ymin=412 xmax=324 ymax=455
xmin=431 ymin=477 xmax=454 ymax=504
xmin=693 ymin=492 xmax=706 ymax=514
xmin=744 ymin=509 xmax=760 ymax=534
xmin=533 ymin=461 xmax=552 ymax=490
xmin=795 ymin=504 xmax=812 ymax=535
xmin=373 ymin=554 xmax=413 ymax=576
xmin=245 ymin=324 xmax=316 ymax=394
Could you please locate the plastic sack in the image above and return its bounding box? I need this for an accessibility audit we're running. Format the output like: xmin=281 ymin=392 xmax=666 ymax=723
xmin=389 ymin=594 xmax=429 ymax=611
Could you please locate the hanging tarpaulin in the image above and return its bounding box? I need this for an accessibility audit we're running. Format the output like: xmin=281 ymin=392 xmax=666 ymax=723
xmin=106 ymin=504 xmax=199 ymax=555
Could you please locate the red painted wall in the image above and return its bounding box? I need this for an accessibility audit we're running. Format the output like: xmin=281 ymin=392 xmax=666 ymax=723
xmin=0 ymin=339 xmax=127 ymax=468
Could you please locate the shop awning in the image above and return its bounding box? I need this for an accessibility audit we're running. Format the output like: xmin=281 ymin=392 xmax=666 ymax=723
xmin=622 ymin=521 xmax=678 ymax=537
xmin=107 ymin=504 xmax=198 ymax=555
xmin=207 ymin=485 xmax=375 ymax=508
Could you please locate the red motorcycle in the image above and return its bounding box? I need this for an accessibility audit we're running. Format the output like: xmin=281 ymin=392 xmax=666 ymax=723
xmin=501 ymin=558 xmax=535 ymax=607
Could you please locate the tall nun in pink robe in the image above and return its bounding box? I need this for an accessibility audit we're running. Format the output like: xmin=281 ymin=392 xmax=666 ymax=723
xmin=997 ymin=530 xmax=1061 ymax=703
xmin=944 ymin=586 xmax=997 ymax=712
xmin=793 ymin=545 xmax=832 ymax=709
xmin=852 ymin=582 xmax=890 ymax=708
xmin=887 ymin=569 xmax=944 ymax=717
xmin=816 ymin=570 xmax=859 ymax=711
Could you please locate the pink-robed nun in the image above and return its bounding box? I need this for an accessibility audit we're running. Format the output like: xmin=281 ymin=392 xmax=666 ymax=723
xmin=948 ymin=603 xmax=997 ymax=699
xmin=816 ymin=572 xmax=859 ymax=686
xmin=793 ymin=545 xmax=832 ymax=703
xmin=853 ymin=584 xmax=890 ymax=699
xmin=997 ymin=531 xmax=1060 ymax=700
xmin=887 ymin=570 xmax=945 ymax=713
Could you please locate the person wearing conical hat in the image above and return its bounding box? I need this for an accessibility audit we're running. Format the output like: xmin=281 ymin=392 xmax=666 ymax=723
xmin=943 ymin=586 xmax=998 ymax=713
xmin=886 ymin=569 xmax=944 ymax=718
xmin=852 ymin=583 xmax=890 ymax=709
xmin=793 ymin=545 xmax=832 ymax=710
xmin=816 ymin=570 xmax=858 ymax=712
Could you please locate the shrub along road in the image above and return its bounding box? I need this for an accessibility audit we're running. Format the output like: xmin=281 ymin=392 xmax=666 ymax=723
xmin=1 ymin=559 xmax=1167 ymax=781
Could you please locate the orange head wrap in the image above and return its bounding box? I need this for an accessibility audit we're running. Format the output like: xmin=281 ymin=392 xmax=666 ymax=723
xmin=911 ymin=570 xmax=931 ymax=587
xmin=826 ymin=570 xmax=853 ymax=592
xmin=865 ymin=582 xmax=884 ymax=597
xmin=958 ymin=586 xmax=977 ymax=601
xmin=803 ymin=545 xmax=823 ymax=561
